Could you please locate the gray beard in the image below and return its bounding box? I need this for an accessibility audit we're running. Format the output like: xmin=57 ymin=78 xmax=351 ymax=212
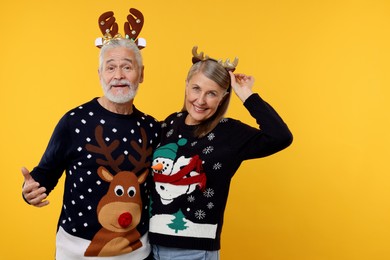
xmin=101 ymin=80 xmax=138 ymax=104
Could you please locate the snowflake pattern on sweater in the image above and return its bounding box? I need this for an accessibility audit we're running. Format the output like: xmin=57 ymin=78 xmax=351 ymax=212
xmin=149 ymin=93 xmax=293 ymax=251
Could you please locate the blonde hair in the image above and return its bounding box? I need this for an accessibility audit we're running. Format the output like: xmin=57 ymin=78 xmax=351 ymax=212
xmin=182 ymin=59 xmax=232 ymax=138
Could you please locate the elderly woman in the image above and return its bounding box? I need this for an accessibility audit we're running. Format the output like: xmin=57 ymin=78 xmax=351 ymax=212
xmin=149 ymin=47 xmax=293 ymax=260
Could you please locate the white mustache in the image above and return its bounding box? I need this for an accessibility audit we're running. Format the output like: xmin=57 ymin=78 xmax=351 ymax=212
xmin=110 ymin=79 xmax=132 ymax=87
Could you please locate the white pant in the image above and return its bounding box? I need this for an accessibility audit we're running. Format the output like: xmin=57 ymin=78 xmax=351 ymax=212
xmin=55 ymin=226 xmax=151 ymax=260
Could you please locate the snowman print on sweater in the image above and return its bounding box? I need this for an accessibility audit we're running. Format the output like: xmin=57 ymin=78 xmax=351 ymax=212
xmin=151 ymin=138 xmax=206 ymax=205
xmin=150 ymin=139 xmax=218 ymax=238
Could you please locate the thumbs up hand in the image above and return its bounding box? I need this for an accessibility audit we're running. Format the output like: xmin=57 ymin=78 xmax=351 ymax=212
xmin=21 ymin=167 xmax=49 ymax=207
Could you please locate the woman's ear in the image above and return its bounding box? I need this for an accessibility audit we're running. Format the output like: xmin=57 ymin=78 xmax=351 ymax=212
xmin=219 ymin=91 xmax=230 ymax=106
xmin=185 ymin=80 xmax=189 ymax=93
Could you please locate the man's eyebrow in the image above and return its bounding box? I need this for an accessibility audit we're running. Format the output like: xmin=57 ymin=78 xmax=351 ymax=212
xmin=123 ymin=58 xmax=133 ymax=63
xmin=105 ymin=58 xmax=134 ymax=64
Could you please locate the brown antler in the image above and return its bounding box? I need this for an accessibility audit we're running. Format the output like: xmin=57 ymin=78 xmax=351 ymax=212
xmin=124 ymin=8 xmax=144 ymax=41
xmin=192 ymin=46 xmax=209 ymax=64
xmin=98 ymin=11 xmax=119 ymax=37
xmin=218 ymin=57 xmax=239 ymax=72
xmin=86 ymin=125 xmax=124 ymax=173
xmin=128 ymin=128 xmax=153 ymax=174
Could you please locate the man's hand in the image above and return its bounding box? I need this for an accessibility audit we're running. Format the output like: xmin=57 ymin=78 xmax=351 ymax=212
xmin=21 ymin=167 xmax=49 ymax=207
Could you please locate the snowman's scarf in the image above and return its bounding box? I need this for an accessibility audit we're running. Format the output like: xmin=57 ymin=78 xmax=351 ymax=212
xmin=153 ymin=155 xmax=207 ymax=191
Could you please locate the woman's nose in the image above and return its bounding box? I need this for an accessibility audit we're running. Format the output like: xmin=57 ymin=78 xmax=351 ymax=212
xmin=197 ymin=93 xmax=207 ymax=104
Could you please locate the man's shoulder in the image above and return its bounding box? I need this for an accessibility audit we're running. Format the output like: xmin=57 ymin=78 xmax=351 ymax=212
xmin=133 ymin=107 xmax=160 ymax=124
xmin=64 ymin=98 xmax=98 ymax=116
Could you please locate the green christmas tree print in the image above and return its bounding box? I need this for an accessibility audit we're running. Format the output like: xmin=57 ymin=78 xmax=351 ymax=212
xmin=168 ymin=209 xmax=188 ymax=233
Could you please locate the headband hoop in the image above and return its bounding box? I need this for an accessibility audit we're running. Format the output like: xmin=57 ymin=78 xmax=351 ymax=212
xmin=192 ymin=46 xmax=239 ymax=72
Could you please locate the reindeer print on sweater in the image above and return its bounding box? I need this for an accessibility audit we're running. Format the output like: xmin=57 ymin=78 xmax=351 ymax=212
xmin=29 ymin=98 xmax=161 ymax=257
xmin=84 ymin=125 xmax=152 ymax=256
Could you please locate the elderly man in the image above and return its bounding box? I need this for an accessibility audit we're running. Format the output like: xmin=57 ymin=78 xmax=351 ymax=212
xmin=21 ymin=9 xmax=160 ymax=260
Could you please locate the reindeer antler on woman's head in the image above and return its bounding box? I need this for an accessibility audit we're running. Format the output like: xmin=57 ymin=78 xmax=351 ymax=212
xmin=192 ymin=46 xmax=239 ymax=72
xmin=95 ymin=8 xmax=146 ymax=49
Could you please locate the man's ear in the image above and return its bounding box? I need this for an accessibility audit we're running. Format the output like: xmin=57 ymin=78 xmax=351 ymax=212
xmin=139 ymin=66 xmax=144 ymax=83
xmin=98 ymin=68 xmax=101 ymax=80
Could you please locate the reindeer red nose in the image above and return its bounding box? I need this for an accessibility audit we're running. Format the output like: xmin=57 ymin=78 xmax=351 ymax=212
xmin=118 ymin=212 xmax=132 ymax=228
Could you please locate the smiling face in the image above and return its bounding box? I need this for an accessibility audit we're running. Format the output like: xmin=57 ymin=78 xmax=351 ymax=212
xmin=184 ymin=71 xmax=227 ymax=125
xmin=99 ymin=46 xmax=144 ymax=104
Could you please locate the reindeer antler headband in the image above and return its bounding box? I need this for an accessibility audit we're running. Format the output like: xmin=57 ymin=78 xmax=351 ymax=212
xmin=95 ymin=8 xmax=146 ymax=49
xmin=192 ymin=46 xmax=239 ymax=72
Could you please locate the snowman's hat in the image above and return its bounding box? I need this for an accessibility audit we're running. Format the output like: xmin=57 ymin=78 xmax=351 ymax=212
xmin=153 ymin=138 xmax=187 ymax=160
